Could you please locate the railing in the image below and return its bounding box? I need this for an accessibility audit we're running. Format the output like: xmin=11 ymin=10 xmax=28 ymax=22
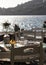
xmin=0 ymin=42 xmax=44 ymax=65
xmin=22 ymin=28 xmax=46 ymax=42
xmin=0 ymin=27 xmax=45 ymax=65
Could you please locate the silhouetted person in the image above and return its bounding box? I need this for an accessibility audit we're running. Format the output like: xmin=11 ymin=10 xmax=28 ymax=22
xmin=43 ymin=21 xmax=46 ymax=28
xmin=14 ymin=24 xmax=20 ymax=32
xmin=14 ymin=24 xmax=20 ymax=40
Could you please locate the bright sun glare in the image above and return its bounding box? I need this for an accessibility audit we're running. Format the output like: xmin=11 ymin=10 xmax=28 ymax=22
xmin=0 ymin=0 xmax=31 ymax=8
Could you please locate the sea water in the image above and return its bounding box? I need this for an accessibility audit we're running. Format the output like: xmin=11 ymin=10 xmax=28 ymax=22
xmin=0 ymin=15 xmax=46 ymax=32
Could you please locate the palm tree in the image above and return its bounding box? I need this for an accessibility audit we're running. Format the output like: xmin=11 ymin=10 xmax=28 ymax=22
xmin=3 ymin=21 xmax=11 ymax=46
xmin=3 ymin=21 xmax=10 ymax=33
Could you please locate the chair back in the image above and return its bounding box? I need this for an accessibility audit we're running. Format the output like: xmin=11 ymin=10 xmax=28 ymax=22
xmin=0 ymin=42 xmax=44 ymax=65
xmin=10 ymin=42 xmax=43 ymax=65
xmin=23 ymin=30 xmax=35 ymax=41
xmin=32 ymin=28 xmax=43 ymax=42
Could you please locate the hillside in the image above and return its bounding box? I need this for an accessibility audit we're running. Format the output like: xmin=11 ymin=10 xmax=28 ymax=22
xmin=0 ymin=0 xmax=46 ymax=15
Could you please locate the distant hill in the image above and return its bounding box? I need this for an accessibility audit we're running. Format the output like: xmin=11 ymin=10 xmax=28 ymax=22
xmin=0 ymin=0 xmax=46 ymax=15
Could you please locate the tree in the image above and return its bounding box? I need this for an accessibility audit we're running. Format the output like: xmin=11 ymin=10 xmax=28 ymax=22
xmin=3 ymin=21 xmax=10 ymax=32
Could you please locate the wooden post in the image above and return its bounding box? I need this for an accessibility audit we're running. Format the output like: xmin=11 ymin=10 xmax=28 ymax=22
xmin=11 ymin=44 xmax=14 ymax=65
xmin=39 ymin=42 xmax=44 ymax=65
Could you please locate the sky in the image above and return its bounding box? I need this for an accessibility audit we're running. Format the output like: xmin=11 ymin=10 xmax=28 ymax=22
xmin=0 ymin=0 xmax=31 ymax=8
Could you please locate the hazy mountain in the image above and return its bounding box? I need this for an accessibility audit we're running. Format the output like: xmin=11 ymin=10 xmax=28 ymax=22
xmin=0 ymin=0 xmax=46 ymax=15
